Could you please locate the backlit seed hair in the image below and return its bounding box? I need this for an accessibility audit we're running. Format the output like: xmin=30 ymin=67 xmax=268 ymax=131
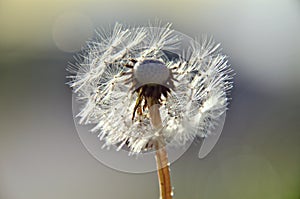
xmin=67 ymin=22 xmax=234 ymax=154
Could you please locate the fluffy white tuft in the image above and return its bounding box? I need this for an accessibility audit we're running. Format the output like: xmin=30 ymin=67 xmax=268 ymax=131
xmin=67 ymin=22 xmax=234 ymax=154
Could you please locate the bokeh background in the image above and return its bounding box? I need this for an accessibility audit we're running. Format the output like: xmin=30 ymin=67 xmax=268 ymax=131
xmin=0 ymin=0 xmax=299 ymax=198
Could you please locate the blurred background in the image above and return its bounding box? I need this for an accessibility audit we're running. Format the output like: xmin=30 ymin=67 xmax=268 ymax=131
xmin=0 ymin=0 xmax=299 ymax=198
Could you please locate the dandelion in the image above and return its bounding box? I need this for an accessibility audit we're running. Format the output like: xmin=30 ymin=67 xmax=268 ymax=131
xmin=67 ymin=22 xmax=233 ymax=199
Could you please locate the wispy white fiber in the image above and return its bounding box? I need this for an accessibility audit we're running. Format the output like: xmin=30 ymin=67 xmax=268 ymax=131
xmin=67 ymin=22 xmax=234 ymax=154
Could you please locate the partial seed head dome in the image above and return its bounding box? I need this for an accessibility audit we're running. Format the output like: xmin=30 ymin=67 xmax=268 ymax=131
xmin=134 ymin=59 xmax=170 ymax=85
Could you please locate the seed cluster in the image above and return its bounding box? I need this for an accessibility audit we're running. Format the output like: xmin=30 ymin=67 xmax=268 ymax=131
xmin=132 ymin=84 xmax=171 ymax=121
xmin=68 ymin=22 xmax=233 ymax=154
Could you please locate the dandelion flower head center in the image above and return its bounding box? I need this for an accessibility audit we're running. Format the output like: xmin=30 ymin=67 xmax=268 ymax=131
xmin=134 ymin=59 xmax=170 ymax=85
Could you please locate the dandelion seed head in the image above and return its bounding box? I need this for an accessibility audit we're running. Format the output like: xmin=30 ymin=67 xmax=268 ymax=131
xmin=68 ymin=22 xmax=234 ymax=155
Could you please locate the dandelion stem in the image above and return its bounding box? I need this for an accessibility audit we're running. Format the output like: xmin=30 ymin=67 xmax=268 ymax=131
xmin=148 ymin=98 xmax=173 ymax=199
xmin=155 ymin=141 xmax=173 ymax=199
